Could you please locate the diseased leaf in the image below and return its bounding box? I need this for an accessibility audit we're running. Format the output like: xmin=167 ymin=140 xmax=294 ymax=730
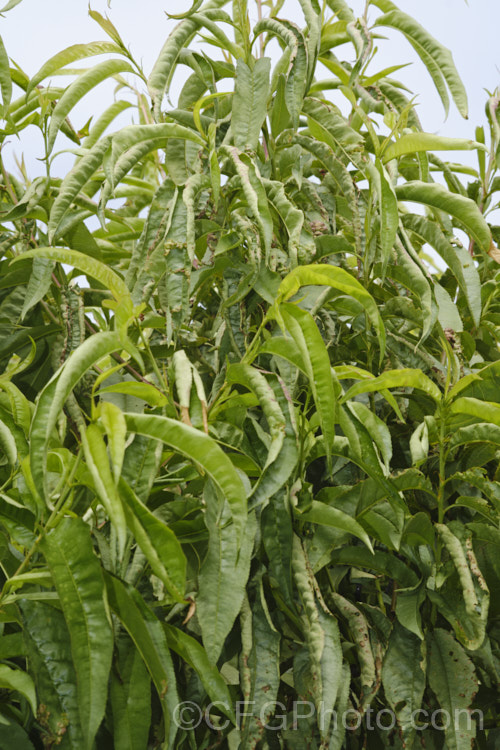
xmin=373 ymin=6 xmax=468 ymax=117
xmin=232 ymin=57 xmax=270 ymax=151
xmin=427 ymin=629 xmax=478 ymax=750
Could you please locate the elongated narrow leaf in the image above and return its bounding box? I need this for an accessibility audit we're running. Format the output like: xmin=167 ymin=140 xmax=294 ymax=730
xmin=239 ymin=579 xmax=281 ymax=747
xmin=232 ymin=57 xmax=271 ymax=151
xmin=450 ymin=397 xmax=500 ymax=427
xmin=109 ymin=122 xmax=204 ymax=173
xmin=20 ymin=257 xmax=54 ymax=321
xmin=395 ymin=181 xmax=492 ymax=254
xmin=147 ymin=0 xmax=229 ymax=116
xmin=297 ymin=500 xmax=373 ymax=552
xmin=110 ymin=636 xmax=151 ymax=750
xmin=375 ymin=158 xmax=398 ymax=276
xmin=124 ymin=413 xmax=247 ymax=542
xmin=402 ymin=214 xmax=482 ymax=325
xmin=164 ymin=625 xmax=235 ymax=721
xmin=227 ymin=364 xmax=286 ymax=469
xmin=427 ymin=629 xmax=478 ymax=749
xmin=197 ymin=503 xmax=256 ymax=664
xmin=374 ymin=7 xmax=468 ymax=117
xmin=13 ymin=247 xmax=130 ymax=301
xmin=47 ymin=59 xmax=135 ymax=153
xmin=98 ymin=381 xmax=167 ymax=407
xmin=382 ymin=623 xmax=426 ymax=747
xmin=104 ymin=574 xmax=179 ymax=747
xmin=383 ymin=133 xmax=484 ymax=162
xmin=0 ymin=34 xmax=12 ymax=110
xmin=42 ymin=518 xmax=113 ymax=750
xmin=280 ymin=304 xmax=337 ymax=467
xmin=342 ymin=367 xmax=441 ymax=403
xmin=27 ymin=42 xmax=121 ymax=96
xmin=0 ymin=418 xmax=16 ymax=465
xmin=80 ymin=423 xmax=128 ymax=559
xmin=20 ymin=599 xmax=82 ymax=745
xmin=48 ymin=136 xmax=111 ymax=241
xmin=30 ymin=331 xmax=127 ymax=498
xmin=119 ymin=478 xmax=186 ymax=602
xmin=277 ymin=264 xmax=385 ymax=358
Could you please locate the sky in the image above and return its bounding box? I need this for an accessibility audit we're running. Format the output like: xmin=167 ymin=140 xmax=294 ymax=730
xmin=1 ymin=0 xmax=499 ymax=177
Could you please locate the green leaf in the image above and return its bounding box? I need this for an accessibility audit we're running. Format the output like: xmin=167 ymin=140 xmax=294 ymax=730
xmin=0 ymin=723 xmax=35 ymax=750
xmin=98 ymin=400 xmax=126 ymax=483
xmin=108 ymin=123 xmax=204 ymax=175
xmin=47 ymin=137 xmax=112 ymax=241
xmin=342 ymin=367 xmax=441 ymax=403
xmin=383 ymin=133 xmax=484 ymax=162
xmin=297 ymin=500 xmax=374 ymax=552
xmin=41 ymin=518 xmax=113 ymax=750
xmin=110 ymin=636 xmax=151 ymax=750
xmin=402 ymin=214 xmax=482 ymax=326
xmin=239 ymin=578 xmax=281 ymax=746
xmin=373 ymin=7 xmax=468 ymax=117
xmin=232 ymin=56 xmax=270 ymax=151
xmin=261 ymin=490 xmax=294 ymax=604
xmin=382 ymin=623 xmax=426 ymax=747
xmin=450 ymin=397 xmax=500 ymax=427
xmin=0 ymin=418 xmax=17 ymax=465
xmin=302 ymin=96 xmax=363 ymax=151
xmin=30 ymin=331 xmax=129 ymax=499
xmin=119 ymin=478 xmax=187 ymax=602
xmin=80 ymin=422 xmax=128 ymax=559
xmin=124 ymin=413 xmax=247 ymax=543
xmin=395 ymin=181 xmax=492 ymax=254
xmin=427 ymin=629 xmax=478 ymax=749
xmin=227 ymin=364 xmax=286 ymax=469
xmin=0 ymin=35 xmax=12 ymax=111
xmin=164 ymin=624 xmax=235 ymax=721
xmin=27 ymin=42 xmax=121 ymax=96
xmin=147 ymin=0 xmax=230 ymax=117
xmin=20 ymin=257 xmax=54 ymax=321
xmin=47 ymin=59 xmax=135 ymax=153
xmin=276 ymin=264 xmax=386 ymax=359
xmin=280 ymin=304 xmax=337 ymax=465
xmin=0 ymin=664 xmax=36 ymax=714
xmin=20 ymin=599 xmax=82 ymax=745
xmin=98 ymin=381 xmax=167 ymax=407
xmin=196 ymin=502 xmax=256 ymax=664
xmin=13 ymin=247 xmax=130 ymax=302
xmin=376 ymin=158 xmax=399 ymax=278
xmin=104 ymin=573 xmax=179 ymax=747
xmin=434 ymin=283 xmax=463 ymax=332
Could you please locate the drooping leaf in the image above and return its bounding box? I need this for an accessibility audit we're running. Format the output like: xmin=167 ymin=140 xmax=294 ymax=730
xmin=41 ymin=518 xmax=113 ymax=750
xmin=104 ymin=574 xmax=179 ymax=747
xmin=373 ymin=6 xmax=468 ymax=117
xmin=395 ymin=181 xmax=492 ymax=254
xmin=124 ymin=412 xmax=247 ymax=542
xmin=47 ymin=59 xmax=135 ymax=153
xmin=27 ymin=42 xmax=121 ymax=96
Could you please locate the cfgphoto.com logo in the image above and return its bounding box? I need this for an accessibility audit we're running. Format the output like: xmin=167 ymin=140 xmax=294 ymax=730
xmin=172 ymin=701 xmax=483 ymax=733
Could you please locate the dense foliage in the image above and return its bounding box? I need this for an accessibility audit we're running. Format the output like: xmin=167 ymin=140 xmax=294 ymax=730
xmin=0 ymin=0 xmax=500 ymax=747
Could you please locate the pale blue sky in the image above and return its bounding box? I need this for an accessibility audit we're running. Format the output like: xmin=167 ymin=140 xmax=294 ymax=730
xmin=2 ymin=0 xmax=499 ymax=176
